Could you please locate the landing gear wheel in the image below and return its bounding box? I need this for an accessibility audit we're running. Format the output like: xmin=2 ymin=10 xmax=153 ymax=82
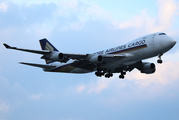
xmin=121 ymin=72 xmax=126 ymax=75
xmin=95 ymin=71 xmax=102 ymax=77
xmin=110 ymin=73 xmax=113 ymax=77
xmin=101 ymin=72 xmax=105 ymax=76
xmin=119 ymin=75 xmax=124 ymax=79
xmin=95 ymin=72 xmax=98 ymax=76
xmin=157 ymin=59 xmax=163 ymax=64
xmin=105 ymin=74 xmax=110 ymax=78
xmin=104 ymin=73 xmax=113 ymax=78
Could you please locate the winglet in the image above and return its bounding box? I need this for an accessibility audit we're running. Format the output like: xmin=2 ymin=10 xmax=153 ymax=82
xmin=3 ymin=43 xmax=11 ymax=48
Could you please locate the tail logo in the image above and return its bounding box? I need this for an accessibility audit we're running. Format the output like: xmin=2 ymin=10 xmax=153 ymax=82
xmin=45 ymin=42 xmax=54 ymax=51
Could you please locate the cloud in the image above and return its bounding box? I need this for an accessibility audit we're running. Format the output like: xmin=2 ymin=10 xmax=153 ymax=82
xmin=0 ymin=76 xmax=26 ymax=98
xmin=86 ymin=78 xmax=112 ymax=93
xmin=113 ymin=0 xmax=179 ymax=35
xmin=58 ymin=0 xmax=79 ymax=9
xmin=51 ymin=0 xmax=112 ymax=32
xmin=0 ymin=0 xmax=114 ymax=43
xmin=3 ymin=0 xmax=179 ymax=37
xmin=85 ymin=2 xmax=112 ymax=21
xmin=75 ymin=60 xmax=179 ymax=102
xmin=0 ymin=101 xmax=10 ymax=113
xmin=164 ymin=49 xmax=179 ymax=62
xmin=0 ymin=101 xmax=10 ymax=120
xmin=0 ymin=2 xmax=8 ymax=12
xmin=0 ymin=1 xmax=179 ymax=120
xmin=29 ymin=94 xmax=42 ymax=100
xmin=0 ymin=75 xmax=27 ymax=112
xmin=157 ymin=0 xmax=178 ymax=28
xmin=76 ymin=84 xmax=86 ymax=92
xmin=76 ymin=76 xmax=118 ymax=93
xmin=127 ymin=61 xmax=179 ymax=86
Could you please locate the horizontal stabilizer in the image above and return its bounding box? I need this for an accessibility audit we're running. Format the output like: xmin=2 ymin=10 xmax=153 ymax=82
xmin=19 ymin=62 xmax=56 ymax=69
xmin=3 ymin=43 xmax=50 ymax=54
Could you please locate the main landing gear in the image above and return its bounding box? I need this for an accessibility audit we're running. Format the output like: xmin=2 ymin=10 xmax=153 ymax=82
xmin=157 ymin=53 xmax=163 ymax=64
xmin=95 ymin=69 xmax=126 ymax=79
xmin=95 ymin=71 xmax=105 ymax=77
xmin=119 ymin=71 xmax=126 ymax=79
xmin=95 ymin=70 xmax=113 ymax=78
xmin=105 ymin=72 xmax=113 ymax=78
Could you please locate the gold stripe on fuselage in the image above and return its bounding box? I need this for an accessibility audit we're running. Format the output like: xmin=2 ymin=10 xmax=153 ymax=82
xmin=111 ymin=44 xmax=147 ymax=54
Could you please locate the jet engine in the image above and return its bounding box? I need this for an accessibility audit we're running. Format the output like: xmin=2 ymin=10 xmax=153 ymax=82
xmin=140 ymin=62 xmax=156 ymax=74
xmin=50 ymin=52 xmax=64 ymax=61
xmin=89 ymin=55 xmax=103 ymax=64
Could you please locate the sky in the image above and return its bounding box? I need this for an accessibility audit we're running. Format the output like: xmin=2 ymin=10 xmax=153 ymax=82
xmin=1 ymin=0 xmax=179 ymax=120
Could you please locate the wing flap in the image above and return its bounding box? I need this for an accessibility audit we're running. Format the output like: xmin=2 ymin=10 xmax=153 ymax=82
xmin=19 ymin=62 xmax=56 ymax=69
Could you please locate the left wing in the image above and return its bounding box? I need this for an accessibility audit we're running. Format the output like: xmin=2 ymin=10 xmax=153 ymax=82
xmin=3 ymin=42 xmax=132 ymax=64
xmin=46 ymin=53 xmax=128 ymax=63
xmin=3 ymin=43 xmax=50 ymax=54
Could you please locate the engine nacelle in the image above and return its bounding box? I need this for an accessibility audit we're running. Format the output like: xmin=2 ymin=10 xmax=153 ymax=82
xmin=141 ymin=62 xmax=156 ymax=74
xmin=89 ymin=55 xmax=103 ymax=64
xmin=50 ymin=52 xmax=64 ymax=61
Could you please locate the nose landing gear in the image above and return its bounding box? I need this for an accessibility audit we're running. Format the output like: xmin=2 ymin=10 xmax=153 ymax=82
xmin=157 ymin=54 xmax=163 ymax=64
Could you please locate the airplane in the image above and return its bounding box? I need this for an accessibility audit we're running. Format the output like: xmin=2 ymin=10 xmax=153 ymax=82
xmin=3 ymin=32 xmax=176 ymax=79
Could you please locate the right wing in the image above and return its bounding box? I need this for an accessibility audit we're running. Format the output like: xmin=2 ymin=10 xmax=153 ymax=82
xmin=19 ymin=62 xmax=56 ymax=69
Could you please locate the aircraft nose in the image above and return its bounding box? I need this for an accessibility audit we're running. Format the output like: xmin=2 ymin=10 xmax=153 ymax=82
xmin=171 ymin=39 xmax=176 ymax=47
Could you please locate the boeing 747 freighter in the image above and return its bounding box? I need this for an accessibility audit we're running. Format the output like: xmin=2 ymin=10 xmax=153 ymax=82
xmin=3 ymin=32 xmax=176 ymax=79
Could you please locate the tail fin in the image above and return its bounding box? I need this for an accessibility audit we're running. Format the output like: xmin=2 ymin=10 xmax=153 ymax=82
xmin=39 ymin=38 xmax=58 ymax=64
xmin=39 ymin=38 xmax=58 ymax=51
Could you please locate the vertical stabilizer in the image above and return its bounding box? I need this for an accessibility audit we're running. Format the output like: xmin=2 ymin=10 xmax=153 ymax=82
xmin=39 ymin=38 xmax=58 ymax=64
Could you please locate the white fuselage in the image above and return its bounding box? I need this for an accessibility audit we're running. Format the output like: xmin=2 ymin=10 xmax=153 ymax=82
xmin=47 ymin=32 xmax=176 ymax=73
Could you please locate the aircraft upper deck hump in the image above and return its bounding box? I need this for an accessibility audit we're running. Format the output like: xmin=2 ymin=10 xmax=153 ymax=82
xmin=39 ymin=38 xmax=59 ymax=51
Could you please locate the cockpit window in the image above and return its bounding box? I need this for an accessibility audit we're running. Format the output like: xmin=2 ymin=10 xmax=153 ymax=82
xmin=159 ymin=33 xmax=166 ymax=35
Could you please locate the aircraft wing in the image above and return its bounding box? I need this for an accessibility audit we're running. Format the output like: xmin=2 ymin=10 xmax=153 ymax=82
xmin=3 ymin=43 xmax=132 ymax=63
xmin=19 ymin=62 xmax=56 ymax=69
xmin=56 ymin=53 xmax=131 ymax=64
xmin=3 ymin=43 xmax=50 ymax=54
